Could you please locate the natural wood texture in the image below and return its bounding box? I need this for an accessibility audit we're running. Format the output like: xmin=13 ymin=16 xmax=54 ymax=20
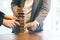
xmin=0 ymin=33 xmax=42 ymax=40
xmin=16 ymin=8 xmax=26 ymax=33
xmin=14 ymin=7 xmax=31 ymax=33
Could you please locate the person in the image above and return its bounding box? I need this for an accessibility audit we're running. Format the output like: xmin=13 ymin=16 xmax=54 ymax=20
xmin=11 ymin=0 xmax=51 ymax=34
xmin=0 ymin=11 xmax=20 ymax=28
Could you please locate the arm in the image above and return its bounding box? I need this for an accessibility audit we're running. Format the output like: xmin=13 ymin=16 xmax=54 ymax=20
xmin=26 ymin=0 xmax=51 ymax=31
xmin=35 ymin=0 xmax=51 ymax=24
xmin=0 ymin=11 xmax=20 ymax=27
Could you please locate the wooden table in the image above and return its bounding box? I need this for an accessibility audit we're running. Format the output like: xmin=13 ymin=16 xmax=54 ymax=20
xmin=0 ymin=33 xmax=42 ymax=40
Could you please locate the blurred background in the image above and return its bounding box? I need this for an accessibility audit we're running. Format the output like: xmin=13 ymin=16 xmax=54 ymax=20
xmin=0 ymin=0 xmax=60 ymax=40
xmin=0 ymin=0 xmax=12 ymax=34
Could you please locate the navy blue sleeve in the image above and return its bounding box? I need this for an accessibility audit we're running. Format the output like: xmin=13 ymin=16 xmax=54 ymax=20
xmin=0 ymin=11 xmax=5 ymax=18
xmin=0 ymin=11 xmax=5 ymax=26
xmin=0 ymin=17 xmax=3 ymax=26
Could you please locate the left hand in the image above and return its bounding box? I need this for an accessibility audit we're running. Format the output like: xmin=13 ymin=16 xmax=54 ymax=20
xmin=26 ymin=22 xmax=38 ymax=31
xmin=3 ymin=19 xmax=20 ymax=28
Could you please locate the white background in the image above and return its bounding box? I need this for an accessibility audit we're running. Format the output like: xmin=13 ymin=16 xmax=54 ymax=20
xmin=0 ymin=0 xmax=60 ymax=40
xmin=0 ymin=0 xmax=13 ymax=34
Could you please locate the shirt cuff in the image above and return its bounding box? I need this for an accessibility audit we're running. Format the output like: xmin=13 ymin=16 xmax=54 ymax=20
xmin=0 ymin=11 xmax=5 ymax=18
xmin=34 ymin=20 xmax=39 ymax=26
xmin=0 ymin=17 xmax=3 ymax=26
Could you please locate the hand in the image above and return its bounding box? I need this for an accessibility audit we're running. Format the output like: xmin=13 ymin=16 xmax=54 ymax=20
xmin=26 ymin=22 xmax=38 ymax=31
xmin=4 ymin=15 xmax=17 ymax=20
xmin=12 ymin=6 xmax=18 ymax=17
xmin=3 ymin=19 xmax=20 ymax=28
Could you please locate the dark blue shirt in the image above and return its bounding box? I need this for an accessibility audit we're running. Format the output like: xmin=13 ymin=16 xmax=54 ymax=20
xmin=0 ymin=11 xmax=5 ymax=26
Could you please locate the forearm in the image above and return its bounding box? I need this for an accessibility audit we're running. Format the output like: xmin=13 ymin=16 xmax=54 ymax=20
xmin=4 ymin=15 xmax=11 ymax=19
xmin=0 ymin=11 xmax=10 ymax=19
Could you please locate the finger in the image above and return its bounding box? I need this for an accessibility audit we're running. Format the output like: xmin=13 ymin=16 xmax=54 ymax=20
xmin=7 ymin=24 xmax=12 ymax=28
xmin=14 ymin=21 xmax=20 ymax=26
xmin=26 ymin=23 xmax=33 ymax=27
xmin=9 ymin=23 xmax=14 ymax=28
xmin=13 ymin=16 xmax=17 ymax=20
xmin=25 ymin=24 xmax=30 ymax=27
xmin=8 ymin=22 xmax=14 ymax=28
xmin=10 ymin=24 xmax=13 ymax=28
xmin=12 ymin=22 xmax=16 ymax=26
xmin=26 ymin=23 xmax=36 ymax=31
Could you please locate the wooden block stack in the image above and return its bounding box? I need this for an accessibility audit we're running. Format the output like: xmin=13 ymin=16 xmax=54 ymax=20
xmin=17 ymin=8 xmax=25 ymax=33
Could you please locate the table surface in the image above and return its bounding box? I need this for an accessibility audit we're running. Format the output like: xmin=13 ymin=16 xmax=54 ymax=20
xmin=0 ymin=33 xmax=42 ymax=40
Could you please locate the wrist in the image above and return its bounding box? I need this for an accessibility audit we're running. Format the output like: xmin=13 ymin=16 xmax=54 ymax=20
xmin=34 ymin=20 xmax=39 ymax=26
xmin=3 ymin=19 xmax=5 ymax=25
xmin=4 ymin=15 xmax=12 ymax=20
xmin=0 ymin=11 xmax=5 ymax=18
xmin=4 ymin=14 xmax=8 ymax=18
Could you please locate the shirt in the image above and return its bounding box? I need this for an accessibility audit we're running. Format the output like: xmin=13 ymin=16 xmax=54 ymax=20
xmin=23 ymin=0 xmax=33 ymax=14
xmin=23 ymin=0 xmax=39 ymax=26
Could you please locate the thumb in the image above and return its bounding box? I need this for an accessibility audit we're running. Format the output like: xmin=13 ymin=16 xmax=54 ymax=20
xmin=13 ymin=16 xmax=17 ymax=20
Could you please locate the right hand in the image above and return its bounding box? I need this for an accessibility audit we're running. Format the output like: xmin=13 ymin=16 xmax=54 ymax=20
xmin=3 ymin=19 xmax=20 ymax=28
xmin=4 ymin=15 xmax=17 ymax=20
